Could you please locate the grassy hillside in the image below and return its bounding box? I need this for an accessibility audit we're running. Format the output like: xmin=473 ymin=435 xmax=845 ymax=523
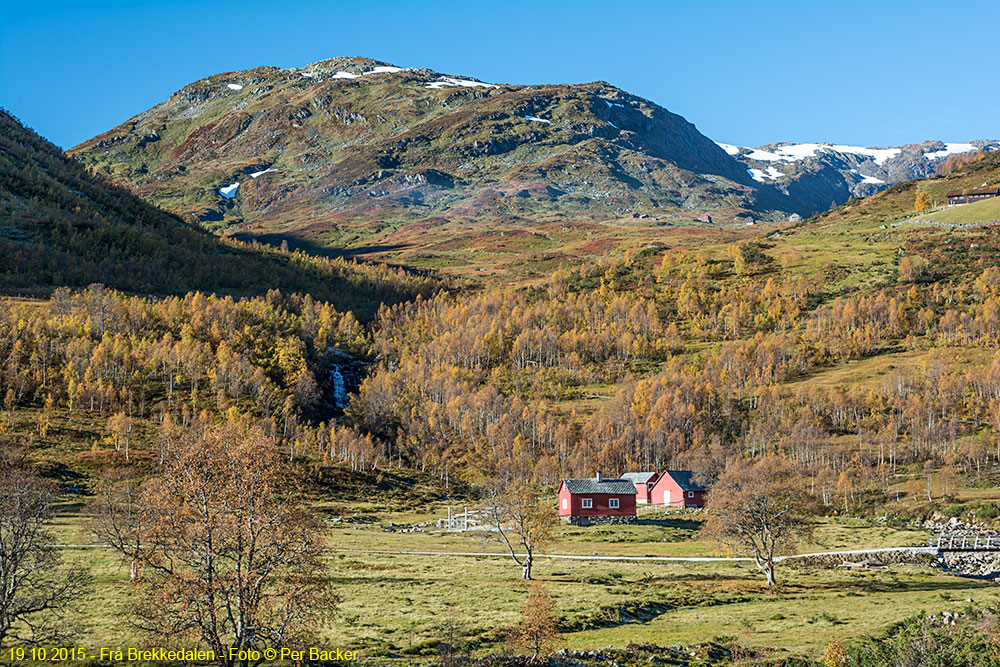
xmin=0 ymin=110 xmax=437 ymax=316
xmin=910 ymin=196 xmax=1000 ymax=224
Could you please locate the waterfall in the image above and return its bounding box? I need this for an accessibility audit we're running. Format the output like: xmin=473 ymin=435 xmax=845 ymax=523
xmin=330 ymin=365 xmax=348 ymax=410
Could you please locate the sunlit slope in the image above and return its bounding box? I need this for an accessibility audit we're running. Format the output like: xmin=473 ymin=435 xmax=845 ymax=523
xmin=910 ymin=196 xmax=1000 ymax=224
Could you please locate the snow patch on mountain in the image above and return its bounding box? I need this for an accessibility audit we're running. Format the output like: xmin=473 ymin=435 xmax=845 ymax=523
xmin=827 ymin=144 xmax=900 ymax=166
xmin=846 ymin=170 xmax=883 ymax=185
xmin=524 ymin=116 xmax=551 ymax=124
xmin=250 ymin=168 xmax=276 ymax=179
xmin=316 ymin=68 xmax=405 ymax=80
xmin=848 ymin=169 xmax=885 ymax=185
xmin=924 ymin=143 xmax=977 ymax=160
xmin=226 ymin=83 xmax=243 ymax=91
xmin=739 ymin=142 xmax=900 ymax=166
xmin=748 ymin=166 xmax=784 ymax=182
xmin=219 ymin=182 xmax=239 ymax=198
xmin=716 ymin=142 xmax=741 ymax=156
xmin=745 ymin=144 xmax=822 ymax=161
xmin=426 ymin=77 xmax=497 ymax=89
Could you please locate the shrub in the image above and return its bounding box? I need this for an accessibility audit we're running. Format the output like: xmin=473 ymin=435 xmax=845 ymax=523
xmin=979 ymin=502 xmax=999 ymax=522
xmin=942 ymin=503 xmax=964 ymax=518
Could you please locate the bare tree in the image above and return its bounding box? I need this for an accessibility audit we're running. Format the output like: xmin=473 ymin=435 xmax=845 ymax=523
xmin=0 ymin=459 xmax=84 ymax=646
xmin=484 ymin=482 xmax=556 ymax=580
xmin=92 ymin=470 xmax=147 ymax=582
xmin=703 ymin=456 xmax=811 ymax=586
xmin=94 ymin=423 xmax=337 ymax=665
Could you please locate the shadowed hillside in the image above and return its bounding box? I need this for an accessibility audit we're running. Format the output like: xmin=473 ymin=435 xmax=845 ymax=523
xmin=0 ymin=110 xmax=437 ymax=316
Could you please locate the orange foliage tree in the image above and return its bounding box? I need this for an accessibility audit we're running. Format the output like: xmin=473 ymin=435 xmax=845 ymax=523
xmin=94 ymin=422 xmax=336 ymax=664
xmin=703 ymin=456 xmax=811 ymax=585
xmin=508 ymin=582 xmax=559 ymax=661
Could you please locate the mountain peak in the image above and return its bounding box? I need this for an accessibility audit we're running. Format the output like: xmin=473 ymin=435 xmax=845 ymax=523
xmin=294 ymin=56 xmax=408 ymax=79
xmin=70 ymin=57 xmax=768 ymax=235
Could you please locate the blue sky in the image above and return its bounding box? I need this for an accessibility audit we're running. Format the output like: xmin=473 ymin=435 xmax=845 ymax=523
xmin=2 ymin=0 xmax=997 ymax=149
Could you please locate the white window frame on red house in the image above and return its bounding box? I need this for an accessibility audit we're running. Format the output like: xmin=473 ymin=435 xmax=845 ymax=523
xmin=688 ymin=491 xmax=694 ymax=498
xmin=562 ymin=498 xmax=568 ymax=510
xmin=609 ymin=497 xmax=620 ymax=509
xmin=581 ymin=498 xmax=593 ymax=509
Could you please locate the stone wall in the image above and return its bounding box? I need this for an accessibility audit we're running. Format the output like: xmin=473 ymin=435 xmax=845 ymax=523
xmin=940 ymin=551 xmax=1000 ymax=580
xmin=564 ymin=515 xmax=636 ymax=527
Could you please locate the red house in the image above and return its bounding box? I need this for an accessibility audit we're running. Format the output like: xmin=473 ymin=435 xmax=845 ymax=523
xmin=621 ymin=471 xmax=659 ymax=504
xmin=557 ymin=473 xmax=637 ymax=525
xmin=649 ymin=470 xmax=707 ymax=507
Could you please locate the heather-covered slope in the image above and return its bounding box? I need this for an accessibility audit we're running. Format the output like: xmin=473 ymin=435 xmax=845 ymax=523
xmin=69 ymin=57 xmax=795 ymax=238
xmin=0 ymin=110 xmax=436 ymax=314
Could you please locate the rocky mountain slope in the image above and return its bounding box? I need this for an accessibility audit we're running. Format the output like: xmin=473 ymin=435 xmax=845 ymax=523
xmin=68 ymin=57 xmax=800 ymax=243
xmin=720 ymin=139 xmax=999 ymax=213
xmin=67 ymin=57 xmax=998 ymax=248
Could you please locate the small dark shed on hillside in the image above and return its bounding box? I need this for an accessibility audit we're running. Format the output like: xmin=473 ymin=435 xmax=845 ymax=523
xmin=947 ymin=188 xmax=999 ymax=206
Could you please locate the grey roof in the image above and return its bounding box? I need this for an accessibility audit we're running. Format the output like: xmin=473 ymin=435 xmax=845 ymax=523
xmin=562 ymin=477 xmax=637 ymax=495
xmin=621 ymin=472 xmax=658 ymax=484
xmin=664 ymin=470 xmax=706 ymax=492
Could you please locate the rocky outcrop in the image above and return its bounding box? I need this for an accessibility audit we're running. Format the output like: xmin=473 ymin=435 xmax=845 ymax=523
xmin=920 ymin=514 xmax=996 ymax=535
xmin=939 ymin=551 xmax=1000 ymax=580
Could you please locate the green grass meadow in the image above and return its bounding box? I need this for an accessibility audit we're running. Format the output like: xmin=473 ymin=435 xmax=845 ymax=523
xmin=23 ymin=506 xmax=999 ymax=666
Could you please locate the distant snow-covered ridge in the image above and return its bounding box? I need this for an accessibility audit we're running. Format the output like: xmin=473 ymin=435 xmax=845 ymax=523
xmin=718 ymin=140 xmax=995 ymax=166
xmin=715 ymin=138 xmax=999 ymax=212
xmin=748 ymin=143 xmax=900 ymax=165
xmin=719 ymin=139 xmax=999 ymax=199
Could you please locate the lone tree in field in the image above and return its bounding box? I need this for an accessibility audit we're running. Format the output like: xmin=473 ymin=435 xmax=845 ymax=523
xmin=914 ymin=191 xmax=932 ymax=214
xmin=485 ymin=482 xmax=556 ymax=580
xmin=508 ymin=582 xmax=559 ymax=662
xmin=94 ymin=422 xmax=337 ymax=665
xmin=0 ymin=458 xmax=84 ymax=646
xmin=703 ymin=456 xmax=811 ymax=586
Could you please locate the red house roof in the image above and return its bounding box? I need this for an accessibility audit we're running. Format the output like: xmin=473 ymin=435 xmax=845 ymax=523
xmin=661 ymin=470 xmax=706 ymax=492
xmin=560 ymin=475 xmax=636 ymax=495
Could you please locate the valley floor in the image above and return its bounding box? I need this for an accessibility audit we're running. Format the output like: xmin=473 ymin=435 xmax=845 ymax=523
xmin=35 ymin=504 xmax=998 ymax=666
